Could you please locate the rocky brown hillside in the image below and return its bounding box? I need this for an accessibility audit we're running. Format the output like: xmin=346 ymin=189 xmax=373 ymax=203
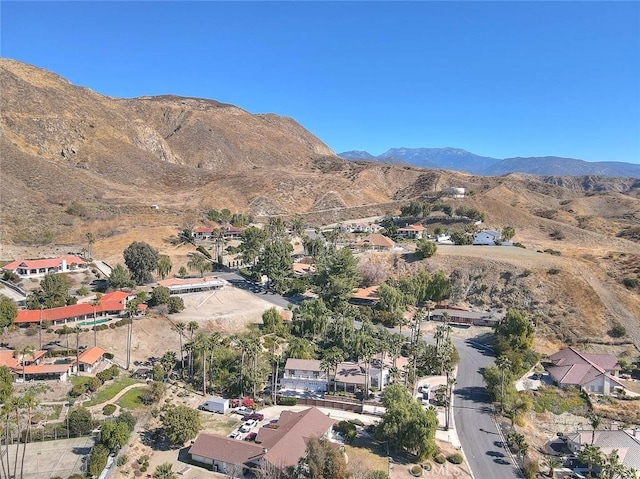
xmin=1 ymin=58 xmax=639 ymax=349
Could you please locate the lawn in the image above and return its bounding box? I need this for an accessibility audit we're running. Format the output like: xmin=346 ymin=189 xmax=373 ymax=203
xmin=82 ymin=377 xmax=140 ymax=407
xmin=116 ymin=387 xmax=146 ymax=410
xmin=345 ymin=445 xmax=389 ymax=477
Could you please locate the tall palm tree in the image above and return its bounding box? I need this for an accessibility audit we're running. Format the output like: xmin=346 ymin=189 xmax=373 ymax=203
xmin=72 ymin=326 xmax=82 ymax=376
xmin=353 ymin=333 xmax=376 ymax=405
xmin=579 ymin=444 xmax=603 ymax=479
xmin=495 ymin=356 xmax=512 ymax=412
xmin=321 ymin=347 xmax=344 ymax=394
xmin=175 ymin=322 xmax=186 ymax=378
xmin=19 ymin=392 xmax=37 ymax=479
xmin=601 ymin=449 xmax=624 ymax=479
xmin=19 ymin=345 xmax=35 ymax=383
xmin=186 ymin=321 xmax=199 ymax=379
xmin=206 ymin=332 xmax=221 ymax=395
xmin=91 ymin=298 xmax=100 ymax=347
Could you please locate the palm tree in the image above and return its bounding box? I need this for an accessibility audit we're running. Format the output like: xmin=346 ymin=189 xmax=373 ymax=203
xmin=91 ymin=298 xmax=100 ymax=347
xmin=186 ymin=321 xmax=199 ymax=378
xmin=589 ymin=413 xmax=601 ymax=444
xmin=85 ymin=232 xmax=95 ymax=259
xmin=543 ymin=456 xmax=562 ymax=478
xmin=495 ymin=356 xmax=512 ymax=412
xmin=321 ymin=347 xmax=344 ymax=394
xmin=72 ymin=326 xmax=82 ymax=376
xmin=153 ymin=462 xmax=177 ymax=479
xmin=175 ymin=322 xmax=186 ymax=378
xmin=579 ymin=444 xmax=603 ymax=479
xmin=601 ymin=449 xmax=624 ymax=479
xmin=19 ymin=392 xmax=37 ymax=479
xmin=353 ymin=332 xmax=376 ymax=405
xmin=206 ymin=333 xmax=221 ymax=395
xmin=19 ymin=345 xmax=35 ymax=383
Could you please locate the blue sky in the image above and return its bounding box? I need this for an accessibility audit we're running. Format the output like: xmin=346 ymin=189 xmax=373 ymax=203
xmin=2 ymin=1 xmax=639 ymax=163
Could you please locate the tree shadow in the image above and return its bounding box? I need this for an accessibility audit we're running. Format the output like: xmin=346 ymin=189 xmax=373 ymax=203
xmin=139 ymin=428 xmax=173 ymax=451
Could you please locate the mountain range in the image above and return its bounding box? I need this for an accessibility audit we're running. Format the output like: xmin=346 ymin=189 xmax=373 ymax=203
xmin=339 ymin=147 xmax=640 ymax=178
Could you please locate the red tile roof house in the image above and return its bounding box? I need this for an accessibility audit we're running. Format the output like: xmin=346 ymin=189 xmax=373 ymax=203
xmin=73 ymin=346 xmax=106 ymax=374
xmin=0 ymin=349 xmax=73 ymax=382
xmin=14 ymin=291 xmax=139 ymax=327
xmin=397 ymin=223 xmax=426 ymax=240
xmin=193 ymin=227 xmax=214 ymax=240
xmin=189 ymin=407 xmax=336 ymax=476
xmin=2 ymin=255 xmax=88 ymax=279
xmin=545 ymin=347 xmax=624 ymax=395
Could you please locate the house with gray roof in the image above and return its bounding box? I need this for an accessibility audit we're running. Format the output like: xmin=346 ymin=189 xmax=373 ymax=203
xmin=566 ymin=429 xmax=640 ymax=474
xmin=545 ymin=347 xmax=623 ymax=395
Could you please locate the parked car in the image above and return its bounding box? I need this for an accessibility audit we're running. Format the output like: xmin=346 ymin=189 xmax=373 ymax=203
xmin=229 ymin=429 xmax=242 ymax=440
xmin=235 ymin=406 xmax=254 ymax=416
xmin=244 ymin=432 xmax=257 ymax=442
xmin=240 ymin=419 xmax=258 ymax=432
xmin=243 ymin=413 xmax=264 ymax=422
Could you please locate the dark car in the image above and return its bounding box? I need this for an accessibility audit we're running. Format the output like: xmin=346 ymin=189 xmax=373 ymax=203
xmin=244 ymin=432 xmax=257 ymax=442
xmin=243 ymin=412 xmax=264 ymax=422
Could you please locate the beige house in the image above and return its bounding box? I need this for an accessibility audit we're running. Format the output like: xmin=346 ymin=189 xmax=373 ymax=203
xmin=546 ymin=347 xmax=623 ymax=395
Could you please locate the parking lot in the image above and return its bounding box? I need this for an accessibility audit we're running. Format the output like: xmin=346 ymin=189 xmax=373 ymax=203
xmin=5 ymin=436 xmax=96 ymax=479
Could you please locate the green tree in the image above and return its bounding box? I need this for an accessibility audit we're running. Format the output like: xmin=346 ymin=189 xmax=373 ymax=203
xmin=187 ymin=253 xmax=210 ymax=277
xmin=153 ymin=463 xmax=177 ymax=479
xmin=156 ymin=254 xmax=173 ymax=280
xmin=167 ymin=296 xmax=185 ymax=314
xmin=589 ymin=413 xmax=601 ymax=445
xmin=67 ymin=406 xmax=94 ymax=436
xmin=262 ymin=307 xmax=283 ymax=334
xmin=160 ymin=405 xmax=201 ymax=445
xmin=426 ymin=271 xmax=451 ymax=304
xmin=578 ymin=445 xmax=603 ymax=479
xmin=502 ymin=226 xmax=516 ymax=241
xmin=123 ymin=241 xmax=159 ymax=285
xmin=87 ymin=444 xmax=109 ymax=477
xmin=149 ymin=286 xmax=171 ymax=307
xmin=256 ymin=239 xmax=294 ymax=294
xmin=26 ymin=273 xmax=75 ymax=309
xmin=321 ymin=346 xmax=345 ymax=393
xmin=0 ymin=295 xmax=18 ymax=328
xmin=0 ymin=366 xmax=13 ymax=403
xmin=494 ymin=309 xmax=536 ymax=373
xmin=289 ymin=437 xmax=349 ymax=479
xmin=314 ymin=247 xmax=361 ymax=310
xmin=108 ymin=263 xmax=136 ymax=289
xmin=287 ymin=337 xmax=316 ymax=359
xmin=495 ymin=356 xmax=513 ymax=412
xmin=238 ymin=226 xmax=269 ymax=265
xmin=178 ymin=266 xmax=188 ymax=278
xmin=100 ymin=420 xmax=131 ymax=451
xmin=293 ymin=298 xmax=330 ymax=339
xmin=415 ymin=239 xmax=437 ymax=259
xmin=377 ymin=383 xmax=438 ymax=460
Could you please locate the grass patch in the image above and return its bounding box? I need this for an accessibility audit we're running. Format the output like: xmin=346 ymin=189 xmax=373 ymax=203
xmin=344 ymin=446 xmax=389 ymax=476
xmin=83 ymin=377 xmax=140 ymax=407
xmin=532 ymin=385 xmax=589 ymax=415
xmin=47 ymin=404 xmax=63 ymax=420
xmin=116 ymin=387 xmax=146 ymax=410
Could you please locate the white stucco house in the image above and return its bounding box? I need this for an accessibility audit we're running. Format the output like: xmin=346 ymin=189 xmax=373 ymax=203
xmin=281 ymin=358 xmax=328 ymax=392
xmin=2 ymin=255 xmax=87 ymax=278
xmin=473 ymin=230 xmax=502 ymax=245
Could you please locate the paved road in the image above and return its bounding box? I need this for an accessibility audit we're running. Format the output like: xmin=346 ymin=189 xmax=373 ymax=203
xmin=452 ymin=337 xmax=520 ymax=479
xmin=217 ymin=271 xmax=520 ymax=478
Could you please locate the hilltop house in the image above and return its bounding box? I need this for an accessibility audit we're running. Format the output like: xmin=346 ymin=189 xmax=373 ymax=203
xmin=189 ymin=407 xmax=336 ymax=475
xmin=397 ymin=224 xmax=426 ymax=240
xmin=545 ymin=347 xmax=623 ymax=395
xmin=472 ymin=230 xmax=502 ymax=245
xmin=2 ymin=255 xmax=87 ymax=279
xmin=428 ymin=307 xmax=503 ymax=327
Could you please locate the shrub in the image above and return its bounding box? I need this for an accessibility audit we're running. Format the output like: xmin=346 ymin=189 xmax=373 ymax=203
xmin=513 ymin=242 xmax=526 ymax=249
xmin=334 ymin=421 xmax=357 ymax=443
xmin=102 ymin=404 xmax=117 ymax=416
xmin=409 ymin=464 xmax=422 ymax=477
xmin=522 ymin=457 xmax=539 ymax=479
xmin=623 ymin=277 xmax=639 ymax=289
xmin=547 ymin=268 xmax=561 ymax=275
xmin=446 ymin=453 xmax=463 ymax=464
xmin=276 ymin=397 xmax=297 ymax=406
xmin=117 ymin=454 xmax=128 ymax=467
xmin=433 ymin=453 xmax=446 ymax=464
xmin=608 ymin=324 xmax=627 ymax=338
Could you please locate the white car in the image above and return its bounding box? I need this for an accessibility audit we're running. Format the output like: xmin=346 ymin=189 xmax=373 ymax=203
xmin=240 ymin=419 xmax=258 ymax=432
xmin=229 ymin=429 xmax=242 ymax=440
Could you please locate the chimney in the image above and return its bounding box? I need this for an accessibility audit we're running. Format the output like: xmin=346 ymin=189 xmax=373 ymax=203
xmin=61 ymin=259 xmax=67 ymax=271
xmin=262 ymin=448 xmax=268 ymax=454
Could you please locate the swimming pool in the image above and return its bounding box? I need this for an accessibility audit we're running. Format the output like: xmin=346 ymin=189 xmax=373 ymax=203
xmin=77 ymin=317 xmax=112 ymax=327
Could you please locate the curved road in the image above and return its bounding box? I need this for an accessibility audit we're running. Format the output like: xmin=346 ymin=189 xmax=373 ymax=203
xmin=452 ymin=337 xmax=520 ymax=479
xmin=219 ymin=270 xmax=519 ymax=478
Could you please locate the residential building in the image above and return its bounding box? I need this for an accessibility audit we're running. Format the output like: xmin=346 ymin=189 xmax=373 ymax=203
xmin=193 ymin=227 xmax=214 ymax=240
xmin=14 ymin=291 xmax=140 ymax=327
xmin=350 ymin=286 xmax=380 ymax=306
xmin=472 ymin=230 xmax=502 ymax=245
xmin=189 ymin=407 xmax=336 ymax=474
xmin=156 ymin=276 xmax=224 ymax=295
xmin=397 ymin=224 xmax=426 ymax=240
xmin=545 ymin=347 xmax=623 ymax=395
xmin=360 ymin=233 xmax=395 ymax=251
xmin=0 ymin=349 xmax=73 ymax=382
xmin=74 ymin=346 xmax=106 ymax=373
xmin=281 ymin=359 xmax=327 ymax=392
xmin=428 ymin=308 xmax=503 ymax=327
xmin=2 ymin=256 xmax=87 ymax=278
xmin=566 ymin=429 xmax=640 ymax=473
